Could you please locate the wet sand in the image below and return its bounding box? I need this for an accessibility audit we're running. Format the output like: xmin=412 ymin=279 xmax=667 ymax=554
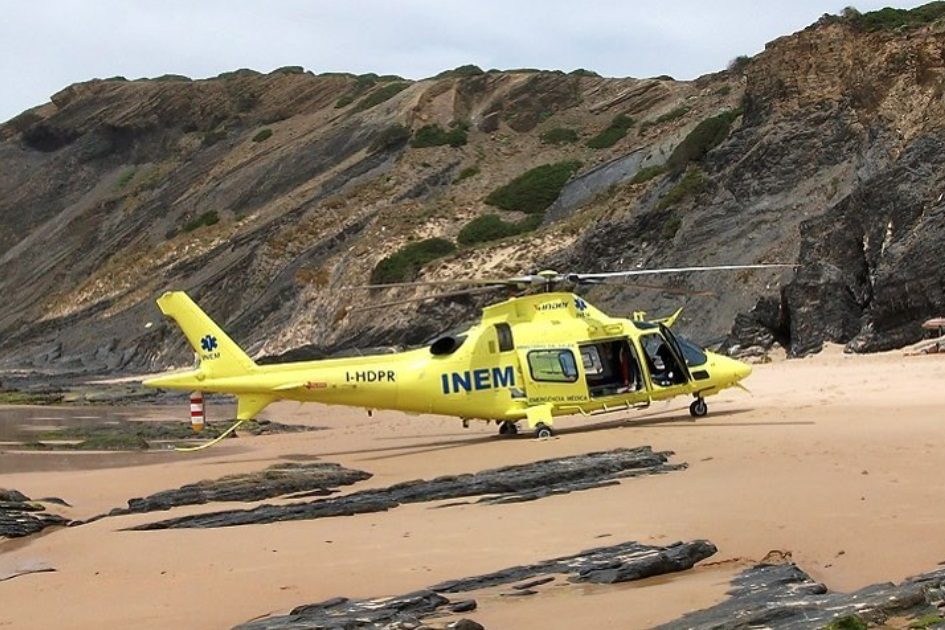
xmin=1 ymin=348 xmax=945 ymax=629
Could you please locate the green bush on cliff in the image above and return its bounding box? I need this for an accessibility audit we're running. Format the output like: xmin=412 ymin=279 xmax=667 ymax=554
xmin=666 ymin=109 xmax=742 ymax=172
xmin=457 ymin=214 xmax=543 ymax=245
xmin=434 ymin=65 xmax=485 ymax=79
xmin=586 ymin=114 xmax=634 ymax=149
xmin=630 ymin=164 xmax=666 ymax=184
xmin=115 ymin=168 xmax=136 ymax=191
xmin=485 ymin=160 xmax=582 ymax=214
xmin=370 ymin=124 xmax=411 ymax=152
xmin=370 ymin=238 xmax=456 ymax=284
xmin=540 ymin=127 xmax=579 ymax=145
xmin=410 ymin=122 xmax=469 ymax=148
xmin=845 ymin=2 xmax=945 ymax=30
xmin=657 ymin=168 xmax=707 ymax=210
xmin=182 ymin=210 xmax=220 ymax=233
xmin=454 ymin=165 xmax=480 ymax=183
xmin=351 ymin=82 xmax=410 ymax=113
xmin=252 ymin=128 xmax=273 ymax=143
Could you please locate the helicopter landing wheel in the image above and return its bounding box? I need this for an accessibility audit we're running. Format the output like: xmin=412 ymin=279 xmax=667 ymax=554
xmin=534 ymin=423 xmax=554 ymax=439
xmin=498 ymin=421 xmax=518 ymax=436
xmin=689 ymin=398 xmax=708 ymax=418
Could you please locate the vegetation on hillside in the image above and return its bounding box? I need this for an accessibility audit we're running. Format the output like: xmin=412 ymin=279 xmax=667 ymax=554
xmin=410 ymin=122 xmax=469 ymax=148
xmin=657 ymin=168 xmax=707 ymax=210
xmin=453 ymin=165 xmax=480 ymax=183
xmin=351 ymin=82 xmax=410 ymax=113
xmin=370 ymin=124 xmax=411 ymax=152
xmin=540 ymin=127 xmax=579 ymax=145
xmin=457 ymin=214 xmax=543 ymax=245
xmin=434 ymin=64 xmax=485 ymax=79
xmin=115 ymin=167 xmax=136 ymax=191
xmin=666 ymin=109 xmax=742 ymax=172
xmin=630 ymin=164 xmax=666 ymax=184
xmin=586 ymin=114 xmax=634 ymax=149
xmin=842 ymin=2 xmax=945 ymax=31
xmin=252 ymin=128 xmax=273 ymax=143
xmin=181 ymin=210 xmax=220 ymax=233
xmin=370 ymin=238 xmax=456 ymax=284
xmin=485 ymin=161 xmax=582 ymax=214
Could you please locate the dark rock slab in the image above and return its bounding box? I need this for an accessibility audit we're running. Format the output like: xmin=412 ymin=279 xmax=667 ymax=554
xmin=430 ymin=539 xmax=717 ymax=592
xmin=96 ymin=462 xmax=371 ymax=521
xmin=131 ymin=447 xmax=683 ymax=530
xmin=512 ymin=577 xmax=555 ymax=590
xmin=0 ymin=490 xmax=70 ymax=538
xmin=448 ymin=600 xmax=477 ymax=614
xmin=234 ymin=590 xmax=452 ymax=629
xmin=656 ymin=561 xmax=945 ymax=629
xmin=235 ymin=538 xmax=715 ymax=629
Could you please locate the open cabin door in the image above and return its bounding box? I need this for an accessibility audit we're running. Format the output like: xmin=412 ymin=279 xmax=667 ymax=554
xmin=638 ymin=327 xmax=691 ymax=400
xmin=579 ymin=338 xmax=647 ymax=401
xmin=659 ymin=324 xmax=692 ymax=383
xmin=517 ymin=346 xmax=588 ymax=406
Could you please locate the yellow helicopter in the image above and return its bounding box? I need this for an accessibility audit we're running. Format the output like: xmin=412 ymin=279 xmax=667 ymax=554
xmin=144 ymin=265 xmax=788 ymax=447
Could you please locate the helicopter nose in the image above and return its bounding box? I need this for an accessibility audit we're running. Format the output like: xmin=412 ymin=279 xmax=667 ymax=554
xmin=711 ymin=355 xmax=752 ymax=385
xmin=735 ymin=360 xmax=752 ymax=381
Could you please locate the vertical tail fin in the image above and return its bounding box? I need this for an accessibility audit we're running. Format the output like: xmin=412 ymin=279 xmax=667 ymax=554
xmin=155 ymin=291 xmax=256 ymax=378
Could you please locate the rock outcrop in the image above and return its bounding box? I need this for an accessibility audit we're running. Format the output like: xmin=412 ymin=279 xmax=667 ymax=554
xmin=235 ymin=539 xmax=716 ymax=629
xmin=0 ymin=489 xmax=70 ymax=538
xmin=87 ymin=462 xmax=371 ymax=522
xmin=658 ymin=560 xmax=945 ymax=629
xmin=131 ymin=447 xmax=682 ymax=530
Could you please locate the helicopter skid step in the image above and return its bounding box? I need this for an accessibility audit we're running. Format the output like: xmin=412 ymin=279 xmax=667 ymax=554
xmin=560 ymin=400 xmax=651 ymax=418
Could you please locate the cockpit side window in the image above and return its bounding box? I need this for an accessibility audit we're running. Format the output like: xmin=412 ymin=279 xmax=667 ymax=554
xmin=495 ymin=323 xmax=514 ymax=352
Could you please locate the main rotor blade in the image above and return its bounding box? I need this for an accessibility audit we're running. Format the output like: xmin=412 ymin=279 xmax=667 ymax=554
xmin=349 ymin=285 xmax=505 ymax=313
xmin=590 ymin=281 xmax=716 ymax=297
xmin=574 ymin=263 xmax=796 ymax=281
xmin=349 ymin=277 xmax=530 ymax=290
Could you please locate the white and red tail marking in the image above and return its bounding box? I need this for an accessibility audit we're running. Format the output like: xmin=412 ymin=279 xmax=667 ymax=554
xmin=190 ymin=391 xmax=205 ymax=432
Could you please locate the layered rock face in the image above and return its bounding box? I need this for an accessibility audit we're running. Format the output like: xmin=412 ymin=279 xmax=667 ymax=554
xmin=2 ymin=14 xmax=945 ymax=371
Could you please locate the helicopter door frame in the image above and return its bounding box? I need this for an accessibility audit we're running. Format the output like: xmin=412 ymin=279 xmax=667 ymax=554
xmin=579 ymin=337 xmax=646 ymax=400
xmin=517 ymin=345 xmax=588 ymax=406
xmin=658 ymin=324 xmax=692 ymax=383
xmin=637 ymin=331 xmax=690 ymax=399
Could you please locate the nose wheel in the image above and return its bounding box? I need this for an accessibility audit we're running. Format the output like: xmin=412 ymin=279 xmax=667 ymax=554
xmin=534 ymin=423 xmax=554 ymax=439
xmin=498 ymin=421 xmax=519 ymax=436
xmin=689 ymin=397 xmax=708 ymax=418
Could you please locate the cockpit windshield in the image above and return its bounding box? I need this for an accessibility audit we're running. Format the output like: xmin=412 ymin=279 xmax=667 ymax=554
xmin=675 ymin=335 xmax=708 ymax=367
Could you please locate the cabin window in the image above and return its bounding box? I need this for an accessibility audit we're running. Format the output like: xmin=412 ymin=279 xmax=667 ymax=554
xmin=527 ymin=349 xmax=579 ymax=383
xmin=495 ymin=323 xmax=514 ymax=352
xmin=580 ymin=346 xmax=604 ymax=376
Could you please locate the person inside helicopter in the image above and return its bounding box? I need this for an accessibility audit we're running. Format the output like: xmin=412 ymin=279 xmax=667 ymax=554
xmin=581 ymin=339 xmax=641 ymax=398
xmin=641 ymin=334 xmax=687 ymax=387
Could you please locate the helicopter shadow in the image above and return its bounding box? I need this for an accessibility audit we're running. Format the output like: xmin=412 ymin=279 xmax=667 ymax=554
xmin=358 ymin=408 xmax=814 ymax=461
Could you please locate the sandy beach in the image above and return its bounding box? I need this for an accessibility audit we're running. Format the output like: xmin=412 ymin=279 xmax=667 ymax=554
xmin=2 ymin=347 xmax=945 ymax=629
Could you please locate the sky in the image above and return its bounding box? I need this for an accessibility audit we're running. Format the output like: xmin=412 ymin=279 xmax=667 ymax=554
xmin=0 ymin=0 xmax=929 ymax=123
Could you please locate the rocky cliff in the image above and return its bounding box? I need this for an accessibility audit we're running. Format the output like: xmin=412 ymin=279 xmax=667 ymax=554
xmin=2 ymin=7 xmax=945 ymax=373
